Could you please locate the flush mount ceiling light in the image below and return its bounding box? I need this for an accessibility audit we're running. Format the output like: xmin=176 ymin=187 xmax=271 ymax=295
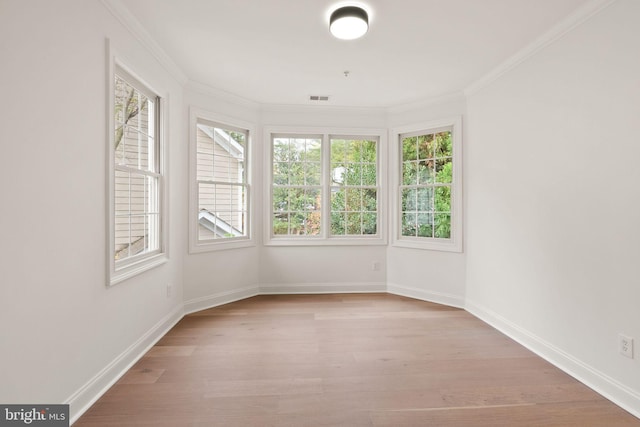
xmin=329 ymin=6 xmax=369 ymax=40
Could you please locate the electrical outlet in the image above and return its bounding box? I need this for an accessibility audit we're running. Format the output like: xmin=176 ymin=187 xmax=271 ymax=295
xmin=372 ymin=261 xmax=381 ymax=271
xmin=619 ymin=334 xmax=634 ymax=358
xmin=166 ymin=283 xmax=173 ymax=298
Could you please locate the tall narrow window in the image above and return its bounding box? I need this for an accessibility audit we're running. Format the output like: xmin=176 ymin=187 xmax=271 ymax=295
xmin=330 ymin=137 xmax=378 ymax=236
xmin=401 ymin=130 xmax=452 ymax=238
xmin=195 ymin=120 xmax=249 ymax=242
xmin=394 ymin=117 xmax=462 ymax=252
xmin=272 ymin=136 xmax=322 ymax=237
xmin=110 ymin=66 xmax=165 ymax=284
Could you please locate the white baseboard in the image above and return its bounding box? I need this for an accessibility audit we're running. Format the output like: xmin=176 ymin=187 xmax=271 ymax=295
xmin=465 ymin=299 xmax=640 ymax=419
xmin=66 ymin=304 xmax=184 ymax=425
xmin=183 ymin=285 xmax=260 ymax=315
xmin=259 ymin=282 xmax=387 ymax=295
xmin=387 ymin=282 xmax=465 ymax=309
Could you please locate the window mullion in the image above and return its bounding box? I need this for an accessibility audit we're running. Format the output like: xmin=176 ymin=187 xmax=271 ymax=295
xmin=321 ymin=134 xmax=330 ymax=238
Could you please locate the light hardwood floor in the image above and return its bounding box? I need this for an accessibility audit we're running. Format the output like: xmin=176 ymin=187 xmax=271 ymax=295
xmin=75 ymin=294 xmax=639 ymax=426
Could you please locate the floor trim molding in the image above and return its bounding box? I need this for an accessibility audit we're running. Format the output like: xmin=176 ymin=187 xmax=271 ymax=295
xmin=183 ymin=285 xmax=260 ymax=315
xmin=387 ymin=282 xmax=465 ymax=309
xmin=66 ymin=305 xmax=184 ymax=425
xmin=259 ymin=282 xmax=386 ymax=295
xmin=466 ymin=299 xmax=640 ymax=419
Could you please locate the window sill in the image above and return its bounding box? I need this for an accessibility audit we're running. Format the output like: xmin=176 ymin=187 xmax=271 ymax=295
xmin=189 ymin=238 xmax=256 ymax=254
xmin=392 ymin=237 xmax=462 ymax=253
xmin=109 ymin=253 xmax=168 ymax=287
xmin=264 ymin=236 xmax=387 ymax=247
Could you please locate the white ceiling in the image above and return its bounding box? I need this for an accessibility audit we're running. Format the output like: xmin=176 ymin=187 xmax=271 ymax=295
xmin=121 ymin=0 xmax=590 ymax=108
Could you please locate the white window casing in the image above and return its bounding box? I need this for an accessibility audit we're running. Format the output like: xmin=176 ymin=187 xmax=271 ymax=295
xmin=391 ymin=116 xmax=463 ymax=252
xmin=189 ymin=108 xmax=255 ymax=253
xmin=107 ymin=52 xmax=168 ymax=286
xmin=264 ymin=126 xmax=387 ymax=246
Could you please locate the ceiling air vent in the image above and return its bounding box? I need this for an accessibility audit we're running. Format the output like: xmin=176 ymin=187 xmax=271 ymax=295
xmin=309 ymin=95 xmax=330 ymax=101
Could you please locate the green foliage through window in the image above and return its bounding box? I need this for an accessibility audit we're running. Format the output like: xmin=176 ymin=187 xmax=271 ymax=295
xmin=401 ymin=130 xmax=452 ymax=239
xmin=271 ymin=135 xmax=379 ymax=238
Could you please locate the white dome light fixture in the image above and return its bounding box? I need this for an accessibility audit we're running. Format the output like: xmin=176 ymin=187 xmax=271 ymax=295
xmin=329 ymin=6 xmax=369 ymax=40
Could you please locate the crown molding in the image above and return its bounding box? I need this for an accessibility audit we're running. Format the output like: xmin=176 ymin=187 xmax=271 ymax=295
xmin=464 ymin=0 xmax=617 ymax=97
xmin=99 ymin=0 xmax=189 ymax=85
xmin=185 ymin=80 xmax=261 ymax=110
xmin=386 ymin=91 xmax=465 ymax=115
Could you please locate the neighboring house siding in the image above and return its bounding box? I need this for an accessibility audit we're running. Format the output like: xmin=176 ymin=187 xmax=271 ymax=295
xmin=115 ymin=105 xmax=150 ymax=258
xmin=196 ymin=127 xmax=243 ymax=238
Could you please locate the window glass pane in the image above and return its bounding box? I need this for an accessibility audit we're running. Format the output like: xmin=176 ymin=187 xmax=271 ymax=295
xmin=273 ymin=213 xmax=289 ymax=235
xmin=418 ymin=160 xmax=435 ymax=184
xmin=434 ymin=213 xmax=451 ymax=238
xmin=435 ymin=131 xmax=452 ymax=157
xmin=332 ymin=163 xmax=345 ymax=186
xmin=130 ymin=174 xmax=146 ymax=214
xmin=346 ymin=212 xmax=362 ymax=235
xmin=331 ymin=139 xmax=346 ymax=162
xmin=114 ymin=215 xmax=130 ymax=260
xmin=361 ymin=140 xmax=376 ymax=162
xmin=331 ymin=188 xmax=345 ymax=211
xmin=130 ymin=214 xmax=148 ymax=255
xmin=304 ymin=139 xmax=322 ymax=162
xmin=402 ymin=162 xmax=417 ymax=185
xmin=402 ymin=136 xmax=417 ymax=161
xmin=271 ymin=136 xmax=322 ymax=237
xmin=273 ymin=162 xmax=288 ymax=185
xmin=418 ymin=134 xmax=435 ymax=160
xmin=402 ymin=212 xmax=417 ymax=237
xmin=305 ymin=162 xmax=321 ymax=185
xmin=304 ymin=212 xmax=321 ymax=236
xmin=436 ymin=158 xmax=453 ymax=183
xmin=273 ymin=187 xmax=288 ymax=212
xmin=362 ymin=213 xmax=377 ymax=235
xmin=305 ymin=188 xmax=322 ymax=211
xmin=288 ymin=162 xmax=304 ymax=185
xmin=331 ymin=212 xmax=346 ymax=235
xmin=345 ymin=188 xmax=362 ymax=212
xmin=417 ymin=188 xmax=434 ymax=212
xmin=362 ymin=163 xmax=376 ymax=186
xmin=115 ymin=170 xmax=130 ymax=215
xmin=273 ymin=138 xmax=290 ymax=162
xmin=344 ymin=163 xmax=362 ymax=186
xmin=418 ymin=214 xmax=434 ymax=238
xmin=363 ymin=189 xmax=377 ymax=212
xmin=401 ymin=188 xmax=417 ymax=211
xmin=435 ymin=186 xmax=451 ymax=213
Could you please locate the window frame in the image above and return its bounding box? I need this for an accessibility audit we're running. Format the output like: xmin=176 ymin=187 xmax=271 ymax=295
xmin=391 ymin=117 xmax=463 ymax=252
xmin=107 ymin=57 xmax=168 ymax=286
xmin=189 ymin=107 xmax=255 ymax=253
xmin=263 ymin=126 xmax=387 ymax=246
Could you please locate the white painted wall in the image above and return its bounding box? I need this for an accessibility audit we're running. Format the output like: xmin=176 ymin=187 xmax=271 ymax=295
xmin=465 ymin=0 xmax=640 ymax=413
xmin=0 ymin=0 xmax=185 ymax=419
xmin=386 ymin=96 xmax=468 ymax=306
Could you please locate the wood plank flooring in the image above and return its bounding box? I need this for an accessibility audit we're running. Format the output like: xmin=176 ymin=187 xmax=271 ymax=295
xmin=75 ymin=294 xmax=639 ymax=426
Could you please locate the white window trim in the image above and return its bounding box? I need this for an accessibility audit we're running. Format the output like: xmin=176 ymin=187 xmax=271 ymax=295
xmin=189 ymin=107 xmax=255 ymax=253
xmin=107 ymin=43 xmax=169 ymax=286
xmin=390 ymin=116 xmax=463 ymax=252
xmin=263 ymin=126 xmax=387 ymax=246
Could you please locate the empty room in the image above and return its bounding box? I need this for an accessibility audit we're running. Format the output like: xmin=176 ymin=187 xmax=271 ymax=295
xmin=1 ymin=0 xmax=639 ymax=425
